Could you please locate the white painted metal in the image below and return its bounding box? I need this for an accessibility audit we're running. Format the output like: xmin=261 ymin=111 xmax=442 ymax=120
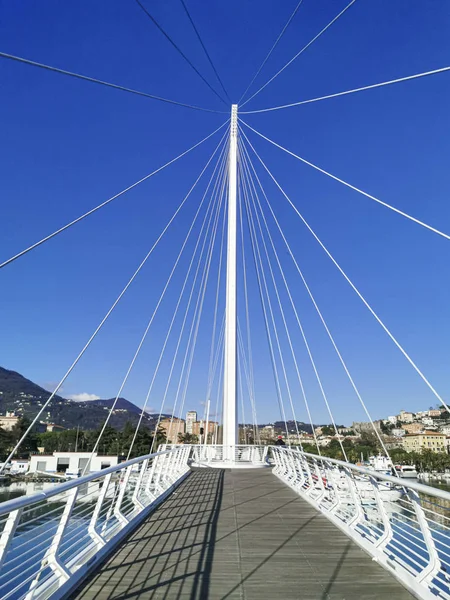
xmin=272 ymin=446 xmax=450 ymax=600
xmin=190 ymin=443 xmax=268 ymax=467
xmin=0 ymin=447 xmax=190 ymax=600
xmin=223 ymin=104 xmax=238 ymax=452
xmin=3 ymin=444 xmax=450 ymax=600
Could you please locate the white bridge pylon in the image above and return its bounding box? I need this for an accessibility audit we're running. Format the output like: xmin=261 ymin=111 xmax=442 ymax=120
xmin=223 ymin=104 xmax=238 ymax=458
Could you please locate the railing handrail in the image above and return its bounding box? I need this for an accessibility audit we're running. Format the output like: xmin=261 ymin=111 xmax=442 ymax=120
xmin=0 ymin=448 xmax=176 ymax=516
xmin=277 ymin=446 xmax=450 ymax=502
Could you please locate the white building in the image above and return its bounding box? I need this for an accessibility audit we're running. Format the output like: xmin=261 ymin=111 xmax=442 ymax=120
xmin=317 ymin=436 xmax=335 ymax=447
xmin=387 ymin=416 xmax=398 ymax=425
xmin=398 ymin=411 xmax=415 ymax=424
xmin=29 ymin=452 xmax=119 ymax=476
xmin=415 ymin=411 xmax=428 ymax=418
xmin=10 ymin=460 xmax=29 ymax=475
xmin=0 ymin=411 xmax=19 ymax=431
xmin=186 ymin=411 xmax=197 ymax=435
xmin=391 ymin=428 xmax=406 ymax=438
xmin=421 ymin=417 xmax=434 ymax=427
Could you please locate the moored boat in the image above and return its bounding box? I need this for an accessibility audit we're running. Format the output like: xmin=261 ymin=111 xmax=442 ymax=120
xmin=394 ymin=464 xmax=418 ymax=478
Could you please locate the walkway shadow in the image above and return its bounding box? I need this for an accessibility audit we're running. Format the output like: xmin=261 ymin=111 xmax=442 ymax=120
xmin=72 ymin=468 xmax=225 ymax=600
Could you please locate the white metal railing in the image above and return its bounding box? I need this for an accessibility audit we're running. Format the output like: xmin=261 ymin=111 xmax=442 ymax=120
xmin=0 ymin=446 xmax=190 ymax=600
xmin=272 ymin=446 xmax=450 ymax=600
xmin=4 ymin=443 xmax=448 ymax=600
xmin=183 ymin=443 xmax=268 ymax=465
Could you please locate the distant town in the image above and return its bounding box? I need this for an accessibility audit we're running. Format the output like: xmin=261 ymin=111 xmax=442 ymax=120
xmin=154 ymin=405 xmax=450 ymax=455
xmin=2 ymin=404 xmax=450 ymax=452
xmin=2 ymin=402 xmax=450 ymax=479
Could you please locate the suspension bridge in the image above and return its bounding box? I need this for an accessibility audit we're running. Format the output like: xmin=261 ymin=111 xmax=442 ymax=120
xmin=1 ymin=1 xmax=450 ymax=598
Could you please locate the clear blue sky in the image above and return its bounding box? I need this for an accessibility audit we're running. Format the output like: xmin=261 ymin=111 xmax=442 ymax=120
xmin=1 ymin=0 xmax=450 ymax=427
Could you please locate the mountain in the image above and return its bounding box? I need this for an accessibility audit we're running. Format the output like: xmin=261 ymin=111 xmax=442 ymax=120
xmin=0 ymin=366 xmax=158 ymax=431
xmin=81 ymin=397 xmax=173 ymax=422
xmin=86 ymin=397 xmax=145 ymax=415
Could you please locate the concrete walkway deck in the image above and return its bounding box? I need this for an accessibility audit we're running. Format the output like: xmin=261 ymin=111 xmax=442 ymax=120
xmin=72 ymin=468 xmax=413 ymax=600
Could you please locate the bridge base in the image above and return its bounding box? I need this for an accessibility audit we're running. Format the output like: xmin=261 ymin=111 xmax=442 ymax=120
xmin=191 ymin=460 xmax=270 ymax=469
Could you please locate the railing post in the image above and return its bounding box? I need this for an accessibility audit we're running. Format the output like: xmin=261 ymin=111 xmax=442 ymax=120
xmin=282 ymin=449 xmax=291 ymax=479
xmin=132 ymin=459 xmax=149 ymax=510
xmin=369 ymin=476 xmax=394 ymax=549
xmin=313 ymin=458 xmax=326 ymax=502
xmin=113 ymin=465 xmax=133 ymax=526
xmin=145 ymin=456 xmax=158 ymax=499
xmin=343 ymin=468 xmax=365 ymax=528
xmin=410 ymin=490 xmax=441 ymax=584
xmin=322 ymin=463 xmax=340 ymax=512
xmin=165 ymin=450 xmax=176 ymax=484
xmin=173 ymin=448 xmax=183 ymax=477
xmin=0 ymin=508 xmax=22 ymax=571
xmin=285 ymin=450 xmax=296 ymax=483
xmin=24 ymin=488 xmax=78 ymax=600
xmin=293 ymin=451 xmax=305 ymax=489
xmin=46 ymin=488 xmax=78 ymax=580
xmin=182 ymin=446 xmax=190 ymax=470
xmin=89 ymin=472 xmax=112 ymax=547
xmin=302 ymin=454 xmax=314 ymax=494
xmin=152 ymin=454 xmax=165 ymax=493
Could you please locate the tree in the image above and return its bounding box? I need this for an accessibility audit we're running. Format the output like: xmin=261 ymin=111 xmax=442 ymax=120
xmin=128 ymin=426 xmax=152 ymax=458
xmin=0 ymin=427 xmax=13 ymax=460
xmin=11 ymin=417 xmax=37 ymax=456
xmin=358 ymin=431 xmax=379 ymax=450
xmin=380 ymin=421 xmax=394 ymax=435
xmin=178 ymin=432 xmax=198 ymax=444
xmin=120 ymin=421 xmax=135 ymax=456
xmin=321 ymin=425 xmax=335 ymax=436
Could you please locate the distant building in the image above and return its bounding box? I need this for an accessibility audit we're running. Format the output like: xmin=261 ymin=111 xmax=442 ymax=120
xmin=387 ymin=416 xmax=398 ymax=425
xmin=440 ymin=425 xmax=450 ymax=436
xmin=192 ymin=420 xmax=217 ymax=439
xmin=415 ymin=411 xmax=428 ymax=418
xmin=0 ymin=412 xmax=19 ymax=431
xmin=186 ymin=411 xmax=197 ymax=434
xmin=44 ymin=423 xmax=65 ymax=432
xmin=159 ymin=418 xmax=185 ymax=443
xmin=317 ymin=437 xmax=334 ymax=447
xmin=337 ymin=427 xmax=353 ymax=435
xmin=10 ymin=459 xmax=29 ymax=475
xmin=259 ymin=425 xmax=275 ymax=444
xmin=421 ymin=417 xmax=434 ymax=427
xmin=403 ymin=422 xmax=424 ymax=434
xmin=403 ymin=431 xmax=446 ymax=453
xmin=384 ymin=439 xmax=404 ymax=450
xmin=391 ymin=428 xmax=406 ymax=438
xmin=398 ymin=411 xmax=415 ymax=424
xmin=29 ymin=452 xmax=119 ymax=475
xmin=428 ymin=409 xmax=442 ymax=418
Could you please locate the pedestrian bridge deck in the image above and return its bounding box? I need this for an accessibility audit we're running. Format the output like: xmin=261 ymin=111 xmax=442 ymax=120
xmin=72 ymin=468 xmax=412 ymax=600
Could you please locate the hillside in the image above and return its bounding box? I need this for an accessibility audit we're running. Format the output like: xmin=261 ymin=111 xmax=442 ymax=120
xmin=0 ymin=366 xmax=157 ymax=430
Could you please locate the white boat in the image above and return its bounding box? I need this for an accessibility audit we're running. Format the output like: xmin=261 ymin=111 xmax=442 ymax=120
xmin=331 ymin=471 xmax=403 ymax=504
xmin=368 ymin=454 xmax=393 ymax=474
xmin=394 ymin=465 xmax=418 ymax=479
